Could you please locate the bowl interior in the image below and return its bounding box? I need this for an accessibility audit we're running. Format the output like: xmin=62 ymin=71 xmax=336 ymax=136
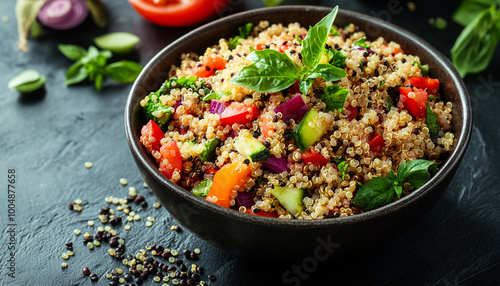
xmin=126 ymin=6 xmax=472 ymax=227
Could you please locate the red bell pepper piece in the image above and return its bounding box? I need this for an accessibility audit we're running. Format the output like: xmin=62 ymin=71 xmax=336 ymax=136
xmin=140 ymin=120 xmax=165 ymax=152
xmin=194 ymin=54 xmax=226 ymax=78
xmin=405 ymin=77 xmax=439 ymax=94
xmin=346 ymin=105 xmax=358 ymax=121
xmin=206 ymin=162 xmax=251 ymax=208
xmin=369 ymin=134 xmax=385 ymax=153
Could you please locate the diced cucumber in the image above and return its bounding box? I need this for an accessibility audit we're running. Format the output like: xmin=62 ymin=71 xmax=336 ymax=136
xmin=270 ymin=187 xmax=306 ymax=217
xmin=201 ymin=138 xmax=220 ymax=162
xmin=192 ymin=179 xmax=212 ymax=198
xmin=292 ymin=109 xmax=329 ymax=152
xmin=234 ymin=132 xmax=270 ymax=162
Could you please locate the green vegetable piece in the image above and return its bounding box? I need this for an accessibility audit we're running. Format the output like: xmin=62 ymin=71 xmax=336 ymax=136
xmin=302 ymin=6 xmax=339 ymax=70
xmin=330 ymin=27 xmax=340 ymax=37
xmin=352 ymin=177 xmax=395 ymax=211
xmin=413 ymin=61 xmax=429 ymax=75
xmin=94 ymin=32 xmax=140 ymax=54
xmin=202 ymin=91 xmax=231 ymax=101
xmin=270 ymin=187 xmax=306 ymax=217
xmin=337 ymin=160 xmax=349 ymax=181
xmin=229 ymin=49 xmax=300 ymax=93
xmin=354 ymin=36 xmax=370 ymax=49
xmin=105 ymin=60 xmax=143 ymax=83
xmin=200 ymin=138 xmax=220 ymax=162
xmin=227 ymin=23 xmax=254 ymax=50
xmin=263 ymin=0 xmax=284 ymax=7
xmin=85 ymin=0 xmax=108 ymax=28
xmin=452 ymin=0 xmax=496 ymax=27
xmin=8 ymin=69 xmax=45 ymax=93
xmin=425 ymin=103 xmax=439 ymax=140
xmin=234 ymin=132 xmax=270 ymax=162
xmin=320 ymin=85 xmax=349 ymax=112
xmin=192 ymin=179 xmax=212 ymax=198
xmin=451 ymin=5 xmax=500 ymax=77
xmin=143 ymin=96 xmax=174 ymax=129
xmin=326 ymin=49 xmax=347 ymax=69
xmin=58 ymin=44 xmax=87 ymax=61
xmin=429 ymin=17 xmax=448 ymax=30
xmin=397 ymin=160 xmax=437 ymax=189
xmin=292 ymin=109 xmax=329 ymax=152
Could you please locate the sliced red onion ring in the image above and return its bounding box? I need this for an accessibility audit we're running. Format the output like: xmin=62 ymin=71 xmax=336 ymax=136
xmin=38 ymin=0 xmax=89 ymax=30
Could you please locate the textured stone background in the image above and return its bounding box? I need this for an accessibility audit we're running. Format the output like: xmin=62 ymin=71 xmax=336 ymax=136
xmin=1 ymin=0 xmax=499 ymax=285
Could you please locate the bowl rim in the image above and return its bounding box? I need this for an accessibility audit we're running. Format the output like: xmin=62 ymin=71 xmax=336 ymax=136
xmin=125 ymin=5 xmax=472 ymax=227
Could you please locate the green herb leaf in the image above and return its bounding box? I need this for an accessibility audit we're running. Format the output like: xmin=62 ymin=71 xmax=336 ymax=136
xmin=425 ymin=103 xmax=439 ymax=140
xmin=65 ymin=62 xmax=88 ymax=86
xmin=302 ymin=6 xmax=339 ymax=70
xmin=202 ymin=91 xmax=231 ymax=101
xmin=227 ymin=23 xmax=254 ymax=50
xmin=330 ymin=27 xmax=340 ymax=37
xmin=85 ymin=0 xmax=108 ymax=28
xmin=326 ymin=49 xmax=347 ymax=68
xmin=191 ymin=179 xmax=212 ymax=198
xmin=397 ymin=160 xmax=437 ymax=188
xmin=320 ymin=85 xmax=349 ymax=112
xmin=58 ymin=44 xmax=87 ymax=61
xmin=429 ymin=17 xmax=448 ymax=30
xmin=94 ymin=73 xmax=103 ymax=91
xmin=94 ymin=32 xmax=139 ymax=54
xmin=105 ymin=60 xmax=143 ymax=83
xmin=300 ymin=63 xmax=347 ymax=94
xmin=263 ymin=0 xmax=284 ymax=6
xmin=451 ymin=5 xmax=500 ymax=77
xmin=229 ymin=49 xmax=300 ymax=93
xmin=354 ymin=36 xmax=370 ymax=49
xmin=394 ymin=185 xmax=403 ymax=198
xmin=337 ymin=160 xmax=349 ymax=181
xmin=452 ymin=0 xmax=497 ymax=27
xmin=351 ymin=177 xmax=395 ymax=211
xmin=8 ymin=69 xmax=45 ymax=93
xmin=413 ymin=61 xmax=429 ymax=75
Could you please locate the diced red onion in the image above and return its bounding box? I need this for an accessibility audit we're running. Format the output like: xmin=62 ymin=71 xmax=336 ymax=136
xmin=262 ymin=156 xmax=290 ymax=173
xmin=38 ymin=0 xmax=88 ymax=30
xmin=209 ymin=100 xmax=228 ymax=115
xmin=173 ymin=95 xmax=184 ymax=110
xmin=353 ymin=45 xmax=375 ymax=54
xmin=235 ymin=192 xmax=255 ymax=209
xmin=229 ymin=130 xmax=237 ymax=138
xmin=274 ymin=94 xmax=309 ymax=122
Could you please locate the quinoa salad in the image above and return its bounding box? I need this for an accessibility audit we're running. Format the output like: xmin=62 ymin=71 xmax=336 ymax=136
xmin=139 ymin=7 xmax=454 ymax=219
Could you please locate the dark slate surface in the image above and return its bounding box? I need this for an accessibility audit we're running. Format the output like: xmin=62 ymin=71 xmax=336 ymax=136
xmin=1 ymin=0 xmax=499 ymax=285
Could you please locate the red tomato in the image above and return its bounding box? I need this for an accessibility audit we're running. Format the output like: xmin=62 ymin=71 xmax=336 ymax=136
xmin=399 ymin=87 xmax=428 ymax=119
xmin=128 ymin=0 xmax=230 ymax=27
xmin=279 ymin=42 xmax=291 ymax=53
xmin=256 ymin=43 xmax=266 ymax=50
xmin=261 ymin=115 xmax=274 ymax=139
xmin=158 ymin=141 xmax=183 ymax=183
xmin=140 ymin=120 xmax=164 ymax=152
xmin=220 ymin=102 xmax=259 ymax=126
xmin=245 ymin=209 xmax=278 ymax=218
xmin=346 ymin=105 xmax=358 ymax=121
xmin=369 ymin=134 xmax=385 ymax=153
xmin=301 ymin=149 xmax=329 ymax=166
xmin=194 ymin=54 xmax=227 ymax=78
xmin=405 ymin=77 xmax=440 ymax=94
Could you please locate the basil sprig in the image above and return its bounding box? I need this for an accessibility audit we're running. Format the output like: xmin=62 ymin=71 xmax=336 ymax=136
xmin=352 ymin=160 xmax=437 ymax=211
xmin=353 ymin=36 xmax=370 ymax=49
xmin=227 ymin=23 xmax=254 ymax=50
xmin=451 ymin=1 xmax=500 ymax=77
xmin=229 ymin=6 xmax=346 ymax=94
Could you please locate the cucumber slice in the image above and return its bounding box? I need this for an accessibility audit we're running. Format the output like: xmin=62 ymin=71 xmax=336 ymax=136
xmin=201 ymin=138 xmax=220 ymax=161
xmin=271 ymin=187 xmax=306 ymax=217
xmin=292 ymin=109 xmax=329 ymax=152
xmin=234 ymin=131 xmax=270 ymax=162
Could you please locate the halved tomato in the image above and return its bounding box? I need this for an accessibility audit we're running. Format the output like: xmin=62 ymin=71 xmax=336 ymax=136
xmin=128 ymin=0 xmax=230 ymax=27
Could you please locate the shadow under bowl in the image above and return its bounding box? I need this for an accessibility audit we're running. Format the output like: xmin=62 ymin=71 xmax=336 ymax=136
xmin=125 ymin=6 xmax=472 ymax=261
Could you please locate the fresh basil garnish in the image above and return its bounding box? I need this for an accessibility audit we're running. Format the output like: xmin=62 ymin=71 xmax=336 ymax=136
xmin=425 ymin=103 xmax=440 ymax=140
xmin=335 ymin=159 xmax=349 ymax=181
xmin=354 ymin=36 xmax=370 ymax=49
xmin=453 ymin=0 xmax=497 ymax=27
xmin=202 ymin=91 xmax=231 ymax=101
xmin=330 ymin=27 xmax=340 ymax=37
xmin=320 ymin=85 xmax=349 ymax=112
xmin=227 ymin=23 xmax=254 ymax=50
xmin=352 ymin=160 xmax=437 ymax=211
xmin=326 ymin=49 xmax=347 ymax=69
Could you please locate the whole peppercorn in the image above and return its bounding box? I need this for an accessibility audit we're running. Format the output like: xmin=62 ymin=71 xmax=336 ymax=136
xmin=82 ymin=267 xmax=91 ymax=276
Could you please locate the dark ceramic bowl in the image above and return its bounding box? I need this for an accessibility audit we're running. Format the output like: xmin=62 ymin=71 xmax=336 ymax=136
xmin=125 ymin=6 xmax=472 ymax=261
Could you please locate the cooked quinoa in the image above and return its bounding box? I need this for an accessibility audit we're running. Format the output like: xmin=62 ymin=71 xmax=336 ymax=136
xmin=139 ymin=20 xmax=454 ymax=220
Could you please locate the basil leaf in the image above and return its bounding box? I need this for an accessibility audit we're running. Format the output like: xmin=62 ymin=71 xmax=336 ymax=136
xmin=451 ymin=5 xmax=500 ymax=77
xmin=326 ymin=49 xmax=347 ymax=68
xmin=425 ymin=103 xmax=439 ymax=140
xmin=306 ymin=63 xmax=347 ymax=82
xmin=105 ymin=60 xmax=143 ymax=83
xmin=354 ymin=36 xmax=370 ymax=49
xmin=302 ymin=6 xmax=339 ymax=70
xmin=227 ymin=23 xmax=253 ymax=50
xmin=65 ymin=62 xmax=88 ymax=86
xmin=352 ymin=177 xmax=395 ymax=211
xmin=15 ymin=0 xmax=46 ymax=52
xmin=229 ymin=49 xmax=300 ymax=93
xmin=394 ymin=185 xmax=403 ymax=198
xmin=192 ymin=179 xmax=212 ymax=198
xmin=453 ymin=0 xmax=496 ymax=27
xmin=320 ymin=85 xmax=349 ymax=112
xmin=85 ymin=0 xmax=108 ymax=28
xmin=58 ymin=44 xmax=87 ymax=61
xmin=202 ymin=91 xmax=231 ymax=101
xmin=298 ymin=78 xmax=314 ymax=95
xmin=95 ymin=73 xmax=103 ymax=91
xmin=397 ymin=160 xmax=437 ymax=188
xmin=337 ymin=160 xmax=349 ymax=181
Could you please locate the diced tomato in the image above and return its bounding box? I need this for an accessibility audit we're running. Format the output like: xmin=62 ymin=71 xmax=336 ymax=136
xmin=220 ymin=102 xmax=259 ymax=126
xmin=346 ymin=105 xmax=358 ymax=121
xmin=301 ymin=148 xmax=329 ymax=166
xmin=279 ymin=42 xmax=291 ymax=53
xmin=158 ymin=141 xmax=183 ymax=183
xmin=206 ymin=162 xmax=251 ymax=208
xmin=393 ymin=47 xmax=404 ymax=55
xmin=261 ymin=115 xmax=274 ymax=139
xmin=256 ymin=43 xmax=266 ymax=50
xmin=405 ymin=77 xmax=440 ymax=94
xmin=399 ymin=87 xmax=428 ymax=119
xmin=245 ymin=209 xmax=278 ymax=218
xmin=140 ymin=120 xmax=164 ymax=152
xmin=193 ymin=54 xmax=226 ymax=78
xmin=368 ymin=134 xmax=385 ymax=153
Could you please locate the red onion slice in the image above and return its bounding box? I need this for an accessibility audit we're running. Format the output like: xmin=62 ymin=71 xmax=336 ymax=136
xmin=38 ymin=0 xmax=89 ymax=30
